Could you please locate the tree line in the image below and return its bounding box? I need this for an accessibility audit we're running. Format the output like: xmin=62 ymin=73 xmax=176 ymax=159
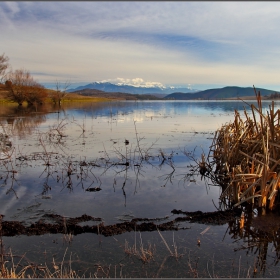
xmin=0 ymin=53 xmax=70 ymax=106
xmin=267 ymin=92 xmax=280 ymax=99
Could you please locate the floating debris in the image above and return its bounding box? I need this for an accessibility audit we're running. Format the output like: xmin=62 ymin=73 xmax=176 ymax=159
xmin=200 ymin=226 xmax=211 ymax=235
xmin=85 ymin=187 xmax=102 ymax=192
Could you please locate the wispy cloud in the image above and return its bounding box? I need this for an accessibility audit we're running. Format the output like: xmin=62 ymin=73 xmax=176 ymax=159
xmin=1 ymin=2 xmax=280 ymax=89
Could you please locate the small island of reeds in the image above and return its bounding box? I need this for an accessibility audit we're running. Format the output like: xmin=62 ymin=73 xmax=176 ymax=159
xmin=203 ymin=86 xmax=280 ymax=215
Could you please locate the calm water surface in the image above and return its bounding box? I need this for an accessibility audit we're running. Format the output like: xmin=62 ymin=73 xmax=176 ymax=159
xmin=0 ymin=100 xmax=280 ymax=278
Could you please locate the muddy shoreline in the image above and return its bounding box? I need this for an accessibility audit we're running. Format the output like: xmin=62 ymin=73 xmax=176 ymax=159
xmin=0 ymin=208 xmax=242 ymax=237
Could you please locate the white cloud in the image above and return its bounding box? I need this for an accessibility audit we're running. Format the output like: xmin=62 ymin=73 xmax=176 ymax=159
xmin=2 ymin=2 xmax=280 ymax=89
xmin=4 ymin=2 xmax=20 ymax=15
xmin=100 ymin=78 xmax=166 ymax=88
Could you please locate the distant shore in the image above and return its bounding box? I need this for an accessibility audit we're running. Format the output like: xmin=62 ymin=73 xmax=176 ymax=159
xmin=0 ymin=84 xmax=278 ymax=104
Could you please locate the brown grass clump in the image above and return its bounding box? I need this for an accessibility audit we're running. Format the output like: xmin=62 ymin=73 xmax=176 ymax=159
xmin=0 ymin=248 xmax=84 ymax=278
xmin=124 ymin=232 xmax=156 ymax=263
xmin=207 ymin=86 xmax=280 ymax=212
xmin=0 ymin=84 xmax=9 ymax=102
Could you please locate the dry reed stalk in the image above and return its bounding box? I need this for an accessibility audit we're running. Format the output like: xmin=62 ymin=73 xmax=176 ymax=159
xmin=200 ymin=226 xmax=210 ymax=236
xmin=157 ymin=229 xmax=182 ymax=259
xmin=157 ymin=229 xmax=173 ymax=256
xmin=208 ymin=93 xmax=280 ymax=212
xmin=124 ymin=232 xmax=155 ymax=263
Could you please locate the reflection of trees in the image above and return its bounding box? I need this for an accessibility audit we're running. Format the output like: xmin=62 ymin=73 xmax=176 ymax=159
xmin=0 ymin=105 xmax=48 ymax=138
xmin=0 ymin=133 xmax=13 ymax=160
xmin=0 ymin=159 xmax=20 ymax=198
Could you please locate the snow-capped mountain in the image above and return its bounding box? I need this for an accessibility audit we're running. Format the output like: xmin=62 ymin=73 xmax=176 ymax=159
xmin=67 ymin=82 xmax=198 ymax=94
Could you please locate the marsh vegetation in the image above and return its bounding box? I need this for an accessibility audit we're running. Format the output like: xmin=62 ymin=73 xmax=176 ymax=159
xmin=1 ymin=99 xmax=280 ymax=278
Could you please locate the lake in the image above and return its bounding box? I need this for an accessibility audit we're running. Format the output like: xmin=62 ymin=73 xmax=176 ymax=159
xmin=0 ymin=100 xmax=280 ymax=278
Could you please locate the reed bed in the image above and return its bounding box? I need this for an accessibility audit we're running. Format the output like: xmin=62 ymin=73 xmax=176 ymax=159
xmin=206 ymin=87 xmax=280 ymax=212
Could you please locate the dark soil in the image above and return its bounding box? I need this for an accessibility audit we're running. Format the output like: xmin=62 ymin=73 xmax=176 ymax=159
xmin=171 ymin=208 xmax=242 ymax=225
xmin=0 ymin=208 xmax=242 ymax=237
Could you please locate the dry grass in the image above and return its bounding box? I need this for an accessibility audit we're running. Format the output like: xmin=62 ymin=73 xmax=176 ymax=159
xmin=54 ymin=93 xmax=111 ymax=103
xmin=206 ymin=87 xmax=280 ymax=212
xmin=0 ymin=83 xmax=113 ymax=104
xmin=0 ymin=84 xmax=9 ymax=103
xmin=124 ymin=232 xmax=156 ymax=263
xmin=0 ymin=212 xmax=81 ymax=278
xmin=157 ymin=230 xmax=183 ymax=259
xmin=0 ymin=248 xmax=89 ymax=278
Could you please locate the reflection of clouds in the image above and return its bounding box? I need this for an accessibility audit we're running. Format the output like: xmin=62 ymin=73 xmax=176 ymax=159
xmin=0 ymin=102 xmax=272 ymax=226
xmin=0 ymin=185 xmax=27 ymax=216
xmin=132 ymin=116 xmax=144 ymax=123
xmin=0 ymin=101 xmax=250 ymax=228
xmin=50 ymin=104 xmax=230 ymax=152
xmin=144 ymin=111 xmax=156 ymax=118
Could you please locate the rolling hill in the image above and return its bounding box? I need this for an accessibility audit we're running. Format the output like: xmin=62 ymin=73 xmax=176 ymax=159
xmin=164 ymin=86 xmax=278 ymax=100
xmin=67 ymin=82 xmax=196 ymax=95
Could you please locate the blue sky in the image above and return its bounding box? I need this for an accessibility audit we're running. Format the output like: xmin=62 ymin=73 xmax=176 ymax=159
xmin=1 ymin=1 xmax=280 ymax=90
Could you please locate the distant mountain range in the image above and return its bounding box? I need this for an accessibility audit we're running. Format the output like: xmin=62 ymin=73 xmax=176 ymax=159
xmin=67 ymin=82 xmax=197 ymax=95
xmin=164 ymin=86 xmax=278 ymax=100
xmin=68 ymin=82 xmax=279 ymax=100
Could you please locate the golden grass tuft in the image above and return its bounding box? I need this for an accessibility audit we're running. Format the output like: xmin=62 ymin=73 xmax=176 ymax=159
xmin=207 ymin=86 xmax=280 ymax=212
xmin=124 ymin=232 xmax=156 ymax=263
xmin=0 ymin=248 xmax=84 ymax=279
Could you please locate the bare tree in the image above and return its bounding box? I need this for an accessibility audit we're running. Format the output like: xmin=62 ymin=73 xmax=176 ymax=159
xmin=50 ymin=80 xmax=71 ymax=105
xmin=25 ymin=83 xmax=48 ymax=106
xmin=5 ymin=69 xmax=27 ymax=105
xmin=0 ymin=53 xmax=9 ymax=83
xmin=5 ymin=69 xmax=47 ymax=106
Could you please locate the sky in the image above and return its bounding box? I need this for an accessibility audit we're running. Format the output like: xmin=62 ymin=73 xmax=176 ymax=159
xmin=1 ymin=1 xmax=280 ymax=91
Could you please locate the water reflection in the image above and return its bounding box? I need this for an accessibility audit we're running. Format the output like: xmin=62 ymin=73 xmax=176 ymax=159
xmin=225 ymin=207 xmax=280 ymax=276
xmin=0 ymin=133 xmax=12 ymax=160
xmin=0 ymin=105 xmax=48 ymax=138
xmin=1 ymin=100 xmax=280 ymax=277
xmin=64 ymin=100 xmax=280 ymax=118
xmin=0 ymin=203 xmax=279 ymax=277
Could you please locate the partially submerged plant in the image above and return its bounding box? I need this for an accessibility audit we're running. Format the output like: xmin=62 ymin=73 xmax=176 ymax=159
xmin=157 ymin=229 xmax=183 ymax=259
xmin=200 ymin=87 xmax=280 ymax=213
xmin=124 ymin=232 xmax=156 ymax=264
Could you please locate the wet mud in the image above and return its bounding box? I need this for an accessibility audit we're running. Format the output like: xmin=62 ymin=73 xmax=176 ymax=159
xmin=0 ymin=208 xmax=242 ymax=237
xmin=171 ymin=208 xmax=242 ymax=225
